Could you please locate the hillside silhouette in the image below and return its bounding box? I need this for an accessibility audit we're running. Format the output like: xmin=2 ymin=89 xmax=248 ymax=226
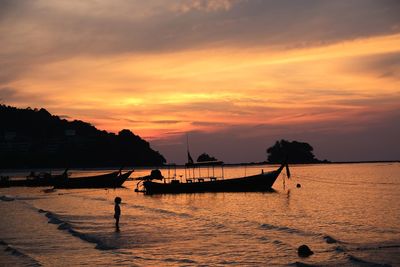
xmin=0 ymin=105 xmax=166 ymax=168
xmin=267 ymin=139 xmax=329 ymax=164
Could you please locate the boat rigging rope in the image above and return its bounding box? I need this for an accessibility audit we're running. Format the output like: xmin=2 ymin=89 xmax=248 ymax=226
xmin=294 ymin=175 xmax=360 ymax=185
xmin=294 ymin=175 xmax=399 ymax=186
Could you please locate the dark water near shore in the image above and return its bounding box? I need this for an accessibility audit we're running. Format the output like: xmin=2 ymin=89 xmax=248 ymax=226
xmin=1 ymin=163 xmax=399 ymax=266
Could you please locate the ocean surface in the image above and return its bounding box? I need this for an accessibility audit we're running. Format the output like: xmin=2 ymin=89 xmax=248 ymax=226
xmin=1 ymin=163 xmax=399 ymax=266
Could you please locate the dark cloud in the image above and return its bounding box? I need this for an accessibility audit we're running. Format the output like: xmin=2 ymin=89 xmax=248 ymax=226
xmin=169 ymin=100 xmax=283 ymax=116
xmin=335 ymin=93 xmax=400 ymax=108
xmin=0 ymin=0 xmax=20 ymax=19
xmin=0 ymin=87 xmax=53 ymax=105
xmin=347 ymin=52 xmax=400 ymax=79
xmin=126 ymin=119 xmax=186 ymax=124
xmin=1 ymin=0 xmax=399 ymax=83
xmin=152 ymin=120 xmax=185 ymax=124
xmin=0 ymin=66 xmax=25 ymax=83
xmin=0 ymin=87 xmax=17 ymax=101
xmin=191 ymin=121 xmax=229 ymax=127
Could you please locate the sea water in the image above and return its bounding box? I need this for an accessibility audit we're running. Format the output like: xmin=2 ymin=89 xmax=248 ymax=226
xmin=0 ymin=163 xmax=399 ymax=266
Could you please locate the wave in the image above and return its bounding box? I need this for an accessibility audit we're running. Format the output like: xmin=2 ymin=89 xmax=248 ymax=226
xmin=38 ymin=209 xmax=117 ymax=250
xmin=260 ymin=223 xmax=318 ymax=237
xmin=66 ymin=227 xmax=118 ymax=250
xmin=289 ymin=262 xmax=319 ymax=267
xmin=163 ymin=258 xmax=197 ymax=264
xmin=334 ymin=239 xmax=400 ymax=253
xmin=323 ymin=235 xmax=340 ymax=244
xmin=332 ymin=240 xmax=399 ymax=266
xmin=347 ymin=254 xmax=392 ymax=267
xmin=291 ymin=253 xmax=394 ymax=267
xmin=272 ymin=239 xmax=287 ymax=246
xmin=14 ymin=196 xmax=46 ymax=201
xmin=259 ymin=222 xmax=348 ymax=246
xmin=42 ymin=188 xmax=56 ymax=193
xmin=0 ymin=195 xmax=15 ymax=201
xmin=129 ymin=203 xmax=192 ymax=218
xmin=354 ymin=243 xmax=400 ymax=251
xmin=63 ymin=193 xmax=192 ymax=219
xmin=0 ymin=239 xmax=42 ymax=266
xmin=290 ymin=226 xmax=395 ymax=263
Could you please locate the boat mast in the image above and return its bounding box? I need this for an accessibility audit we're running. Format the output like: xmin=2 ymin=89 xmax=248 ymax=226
xmin=187 ymin=133 xmax=196 ymax=179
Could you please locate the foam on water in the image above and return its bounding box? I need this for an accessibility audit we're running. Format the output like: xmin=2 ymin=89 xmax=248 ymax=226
xmin=265 ymin=222 xmax=400 ymax=266
xmin=346 ymin=254 xmax=392 ymax=267
xmin=260 ymin=222 xmax=313 ymax=236
xmin=163 ymin=257 xmax=198 ymax=264
xmin=323 ymin=235 xmax=339 ymax=244
xmin=55 ymin=191 xmax=193 ymax=219
xmin=0 ymin=239 xmax=41 ymax=267
xmin=39 ymin=209 xmax=118 ymax=250
xmin=0 ymin=194 xmax=138 ymax=265
xmin=0 ymin=195 xmax=15 ymax=201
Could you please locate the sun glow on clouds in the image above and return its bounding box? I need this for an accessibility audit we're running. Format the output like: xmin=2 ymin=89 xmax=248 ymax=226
xmin=1 ymin=0 xmax=399 ymax=162
xmin=5 ymin=32 xmax=400 ymax=141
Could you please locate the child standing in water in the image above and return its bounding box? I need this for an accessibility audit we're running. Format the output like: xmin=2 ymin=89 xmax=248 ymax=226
xmin=114 ymin=197 xmax=121 ymax=231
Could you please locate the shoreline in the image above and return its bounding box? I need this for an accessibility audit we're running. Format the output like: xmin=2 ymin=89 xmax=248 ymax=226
xmin=1 ymin=160 xmax=399 ymax=172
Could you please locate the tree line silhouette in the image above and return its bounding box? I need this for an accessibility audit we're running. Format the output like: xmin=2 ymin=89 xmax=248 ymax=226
xmin=0 ymin=105 xmax=166 ymax=168
xmin=197 ymin=153 xmax=218 ymax=162
xmin=266 ymin=139 xmax=329 ymax=164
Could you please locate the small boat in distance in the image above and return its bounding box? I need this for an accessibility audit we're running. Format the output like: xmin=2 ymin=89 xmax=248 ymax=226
xmin=54 ymin=169 xmax=134 ymax=189
xmin=136 ymin=162 xmax=289 ymax=194
xmin=0 ymin=169 xmax=69 ymax=187
xmin=0 ymin=169 xmax=133 ymax=188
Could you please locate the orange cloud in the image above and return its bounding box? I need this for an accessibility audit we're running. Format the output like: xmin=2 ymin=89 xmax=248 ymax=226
xmin=2 ymin=33 xmax=399 ymax=140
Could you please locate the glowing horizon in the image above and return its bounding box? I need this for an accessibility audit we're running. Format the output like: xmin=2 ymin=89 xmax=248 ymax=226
xmin=1 ymin=0 xmax=399 ymax=162
xmin=6 ymin=33 xmax=400 ymax=137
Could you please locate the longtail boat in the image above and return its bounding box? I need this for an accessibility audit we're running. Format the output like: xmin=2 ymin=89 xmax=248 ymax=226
xmin=0 ymin=169 xmax=133 ymax=188
xmin=54 ymin=170 xmax=133 ymax=189
xmin=0 ymin=169 xmax=68 ymax=187
xmin=136 ymin=162 xmax=289 ymax=194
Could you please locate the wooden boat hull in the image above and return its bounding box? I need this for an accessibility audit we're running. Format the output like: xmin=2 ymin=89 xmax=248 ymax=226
xmin=55 ymin=170 xmax=133 ymax=189
xmin=0 ymin=178 xmax=57 ymax=187
xmin=0 ymin=170 xmax=133 ymax=188
xmin=143 ymin=167 xmax=284 ymax=194
xmin=0 ymin=174 xmax=66 ymax=187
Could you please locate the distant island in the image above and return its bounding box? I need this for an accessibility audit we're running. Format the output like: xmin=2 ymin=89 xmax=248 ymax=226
xmin=0 ymin=105 xmax=166 ymax=169
xmin=266 ymin=139 xmax=329 ymax=164
xmin=197 ymin=153 xmax=218 ymax=162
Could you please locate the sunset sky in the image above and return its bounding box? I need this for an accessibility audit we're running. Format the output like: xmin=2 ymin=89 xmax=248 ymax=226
xmin=1 ymin=0 xmax=399 ymax=163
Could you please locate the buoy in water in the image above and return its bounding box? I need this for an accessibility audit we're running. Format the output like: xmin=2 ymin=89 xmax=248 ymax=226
xmin=298 ymin=244 xmax=313 ymax=257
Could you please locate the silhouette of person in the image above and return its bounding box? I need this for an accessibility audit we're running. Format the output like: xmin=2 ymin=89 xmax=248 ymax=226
xmin=114 ymin=197 xmax=122 ymax=231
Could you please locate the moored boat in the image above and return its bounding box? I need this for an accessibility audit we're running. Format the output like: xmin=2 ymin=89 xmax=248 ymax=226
xmin=0 ymin=169 xmax=133 ymax=188
xmin=138 ymin=163 xmax=289 ymax=194
xmin=0 ymin=170 xmax=68 ymax=187
xmin=54 ymin=170 xmax=133 ymax=189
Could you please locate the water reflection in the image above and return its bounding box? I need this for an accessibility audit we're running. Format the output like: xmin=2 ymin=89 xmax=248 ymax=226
xmin=0 ymin=163 xmax=399 ymax=266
